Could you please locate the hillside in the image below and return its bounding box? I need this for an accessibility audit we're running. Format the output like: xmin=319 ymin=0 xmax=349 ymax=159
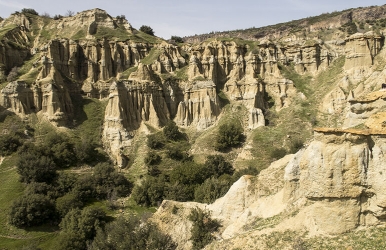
xmin=183 ymin=4 xmax=386 ymax=43
xmin=0 ymin=5 xmax=386 ymax=249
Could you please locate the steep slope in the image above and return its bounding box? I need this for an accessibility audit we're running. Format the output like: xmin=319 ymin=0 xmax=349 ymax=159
xmin=1 ymin=5 xmax=386 ymax=249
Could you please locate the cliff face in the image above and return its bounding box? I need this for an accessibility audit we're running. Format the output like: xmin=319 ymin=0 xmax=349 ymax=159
xmin=0 ymin=67 xmax=73 ymax=125
xmin=344 ymin=31 xmax=384 ymax=70
xmin=153 ymin=127 xmax=386 ymax=249
xmin=0 ymin=26 xmax=30 ymax=80
xmin=103 ymin=78 xmax=170 ymax=164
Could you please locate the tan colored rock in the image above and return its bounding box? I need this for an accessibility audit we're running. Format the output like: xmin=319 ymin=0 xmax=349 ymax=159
xmin=35 ymin=67 xmax=74 ymax=126
xmin=248 ymin=108 xmax=265 ymax=129
xmin=102 ymin=80 xmax=170 ymax=162
xmin=344 ymin=32 xmax=383 ymax=70
xmin=0 ymin=81 xmax=34 ymax=115
xmin=175 ymin=80 xmax=220 ymax=130
xmin=343 ymin=90 xmax=386 ymax=128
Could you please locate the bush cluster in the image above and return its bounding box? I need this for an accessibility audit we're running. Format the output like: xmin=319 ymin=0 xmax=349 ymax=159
xmin=21 ymin=8 xmax=39 ymax=15
xmin=132 ymin=154 xmax=236 ymax=206
xmin=10 ymin=162 xmax=132 ymax=229
xmin=90 ymin=216 xmax=176 ymax=250
xmin=215 ymin=122 xmax=244 ymax=151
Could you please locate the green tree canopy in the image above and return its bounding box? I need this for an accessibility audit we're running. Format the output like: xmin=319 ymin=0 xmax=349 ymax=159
xmin=139 ymin=25 xmax=155 ymax=36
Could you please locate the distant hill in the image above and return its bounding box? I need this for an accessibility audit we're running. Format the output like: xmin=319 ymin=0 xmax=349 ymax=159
xmin=183 ymin=4 xmax=386 ymax=43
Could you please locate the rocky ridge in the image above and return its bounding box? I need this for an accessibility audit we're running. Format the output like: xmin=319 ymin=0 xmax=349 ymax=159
xmin=1 ymin=7 xmax=385 ymax=161
xmin=1 ymin=6 xmax=386 ymax=248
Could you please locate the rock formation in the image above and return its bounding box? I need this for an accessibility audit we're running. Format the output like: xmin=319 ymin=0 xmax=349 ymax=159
xmin=344 ymin=31 xmax=384 ymax=70
xmin=0 ymin=81 xmax=34 ymax=115
xmin=175 ymin=80 xmax=220 ymax=130
xmin=153 ymin=125 xmax=386 ymax=248
xmin=0 ymin=67 xmax=74 ymax=125
xmin=103 ymin=77 xmax=170 ymax=163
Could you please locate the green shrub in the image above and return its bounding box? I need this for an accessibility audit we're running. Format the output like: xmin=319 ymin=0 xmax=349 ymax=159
xmin=17 ymin=149 xmax=57 ymax=183
xmin=21 ymin=8 xmax=39 ymax=15
xmin=163 ymin=120 xmax=182 ymax=141
xmin=204 ymin=155 xmax=234 ymax=177
xmin=289 ymin=139 xmax=304 ymax=154
xmin=90 ymin=216 xmax=176 ymax=250
xmin=9 ymin=194 xmax=56 ymax=227
xmin=144 ymin=151 xmax=162 ymax=166
xmin=215 ymin=122 xmax=244 ymax=151
xmin=166 ymin=144 xmax=188 ymax=161
xmin=232 ymin=165 xmax=260 ymax=181
xmin=270 ymin=147 xmax=287 ymax=160
xmin=194 ymin=175 xmax=233 ymax=203
xmin=147 ymin=133 xmax=165 ymax=149
xmin=189 ymin=208 xmax=220 ymax=250
xmin=0 ymin=132 xmax=22 ymax=155
xmin=171 ymin=36 xmax=184 ymax=43
xmin=92 ymin=162 xmax=132 ymax=199
xmin=139 ymin=25 xmax=155 ymax=36
xmin=55 ymin=192 xmax=83 ymax=217
xmin=58 ymin=207 xmax=107 ymax=249
xmin=132 ymin=176 xmax=166 ymax=206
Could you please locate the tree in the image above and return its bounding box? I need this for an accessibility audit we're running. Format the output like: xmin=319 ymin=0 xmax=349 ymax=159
xmin=55 ymin=192 xmax=83 ymax=217
xmin=188 ymin=208 xmax=220 ymax=250
xmin=21 ymin=8 xmax=38 ymax=15
xmin=171 ymin=36 xmax=184 ymax=43
xmin=40 ymin=132 xmax=76 ymax=168
xmin=139 ymin=25 xmax=155 ymax=36
xmin=58 ymin=207 xmax=107 ymax=249
xmin=90 ymin=216 xmax=176 ymax=250
xmin=53 ymin=14 xmax=63 ymax=20
xmin=0 ymin=132 xmax=22 ymax=155
xmin=204 ymin=155 xmax=234 ymax=177
xmin=163 ymin=120 xmax=182 ymax=141
xmin=92 ymin=163 xmax=132 ymax=199
xmin=65 ymin=10 xmax=75 ymax=17
xmin=132 ymin=176 xmax=166 ymax=206
xmin=215 ymin=122 xmax=244 ymax=151
xmin=17 ymin=151 xmax=57 ymax=184
xmin=9 ymin=194 xmax=56 ymax=227
xmin=194 ymin=175 xmax=233 ymax=203
xmin=147 ymin=133 xmax=165 ymax=149
xmin=144 ymin=151 xmax=162 ymax=166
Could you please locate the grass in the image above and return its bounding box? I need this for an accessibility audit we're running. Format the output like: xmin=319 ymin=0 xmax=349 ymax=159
xmin=249 ymin=57 xmax=346 ymax=170
xmin=121 ymin=66 xmax=138 ymax=79
xmin=0 ymin=155 xmax=59 ymax=249
xmin=71 ymin=29 xmax=87 ymax=40
xmin=18 ymin=54 xmax=42 ymax=84
xmin=189 ymin=103 xmax=248 ymax=164
xmin=141 ymin=47 xmax=162 ymax=65
xmin=175 ymin=65 xmax=189 ymax=81
xmin=94 ymin=26 xmax=131 ymax=41
xmin=0 ymin=24 xmax=17 ymax=39
xmin=71 ymin=96 xmax=107 ymax=145
xmin=279 ymin=63 xmax=313 ymax=97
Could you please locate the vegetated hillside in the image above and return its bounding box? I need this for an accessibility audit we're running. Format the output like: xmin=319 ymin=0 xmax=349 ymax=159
xmin=183 ymin=4 xmax=386 ymax=43
xmin=0 ymin=5 xmax=386 ymax=249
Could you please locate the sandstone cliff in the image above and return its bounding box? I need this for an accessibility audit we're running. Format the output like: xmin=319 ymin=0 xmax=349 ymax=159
xmin=153 ymin=125 xmax=386 ymax=249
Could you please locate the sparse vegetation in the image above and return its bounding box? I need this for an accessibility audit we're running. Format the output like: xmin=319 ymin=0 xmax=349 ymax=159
xmin=21 ymin=8 xmax=39 ymax=16
xmin=189 ymin=208 xmax=220 ymax=250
